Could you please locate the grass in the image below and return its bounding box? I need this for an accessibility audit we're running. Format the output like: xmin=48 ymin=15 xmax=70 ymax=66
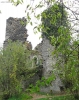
xmin=8 ymin=92 xmax=77 ymax=100
xmin=8 ymin=93 xmax=33 ymax=100
xmin=36 ymin=95 xmax=75 ymax=100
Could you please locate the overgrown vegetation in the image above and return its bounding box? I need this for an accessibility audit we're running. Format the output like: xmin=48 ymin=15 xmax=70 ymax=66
xmin=0 ymin=0 xmax=79 ymax=100
xmin=0 ymin=41 xmax=33 ymax=99
xmin=36 ymin=95 xmax=75 ymax=100
xmin=41 ymin=2 xmax=79 ymax=99
xmin=8 ymin=93 xmax=32 ymax=100
xmin=41 ymin=3 xmax=70 ymax=41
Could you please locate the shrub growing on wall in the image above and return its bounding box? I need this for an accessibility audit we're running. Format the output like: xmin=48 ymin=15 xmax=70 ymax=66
xmin=41 ymin=3 xmax=70 ymax=46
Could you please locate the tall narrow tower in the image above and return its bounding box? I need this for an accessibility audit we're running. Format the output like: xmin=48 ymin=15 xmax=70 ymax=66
xmin=4 ymin=17 xmax=29 ymax=47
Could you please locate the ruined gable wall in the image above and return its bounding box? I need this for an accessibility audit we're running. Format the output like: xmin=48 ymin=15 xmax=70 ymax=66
xmin=35 ymin=36 xmax=63 ymax=93
xmin=36 ymin=36 xmax=55 ymax=77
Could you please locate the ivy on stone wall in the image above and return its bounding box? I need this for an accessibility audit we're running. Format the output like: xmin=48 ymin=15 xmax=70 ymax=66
xmin=41 ymin=3 xmax=70 ymax=45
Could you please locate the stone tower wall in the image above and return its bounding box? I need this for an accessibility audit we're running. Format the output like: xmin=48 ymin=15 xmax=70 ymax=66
xmin=35 ymin=36 xmax=63 ymax=93
xmin=4 ymin=17 xmax=32 ymax=49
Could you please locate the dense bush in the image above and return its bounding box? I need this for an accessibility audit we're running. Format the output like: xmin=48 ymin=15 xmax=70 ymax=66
xmin=0 ymin=41 xmax=32 ymax=99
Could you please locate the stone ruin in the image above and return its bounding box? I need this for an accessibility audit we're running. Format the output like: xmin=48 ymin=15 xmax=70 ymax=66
xmin=4 ymin=17 xmax=43 ymax=90
xmin=35 ymin=36 xmax=64 ymax=93
xmin=4 ymin=17 xmax=32 ymax=50
xmin=4 ymin=17 xmax=64 ymax=93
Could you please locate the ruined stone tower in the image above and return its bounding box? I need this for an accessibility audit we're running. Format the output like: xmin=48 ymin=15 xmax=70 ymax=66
xmin=4 ymin=17 xmax=63 ymax=93
xmin=4 ymin=17 xmax=32 ymax=50
xmin=35 ymin=36 xmax=64 ymax=93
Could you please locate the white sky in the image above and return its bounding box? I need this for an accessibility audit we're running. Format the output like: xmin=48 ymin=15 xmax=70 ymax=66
xmin=0 ymin=0 xmax=79 ymax=48
xmin=0 ymin=0 xmax=42 ymax=49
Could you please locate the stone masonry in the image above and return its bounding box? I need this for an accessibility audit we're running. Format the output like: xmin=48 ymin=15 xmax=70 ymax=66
xmin=4 ymin=17 xmax=32 ymax=49
xmin=35 ymin=36 xmax=63 ymax=93
xmin=4 ymin=17 xmax=63 ymax=93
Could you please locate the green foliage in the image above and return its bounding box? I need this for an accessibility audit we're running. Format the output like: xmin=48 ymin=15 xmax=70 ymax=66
xmin=41 ymin=3 xmax=70 ymax=42
xmin=57 ymin=40 xmax=79 ymax=92
xmin=0 ymin=40 xmax=32 ymax=98
xmin=36 ymin=95 xmax=75 ymax=100
xmin=26 ymin=74 xmax=56 ymax=94
xmin=53 ymin=36 xmax=79 ymax=99
xmin=40 ymin=74 xmax=56 ymax=87
xmin=8 ymin=92 xmax=32 ymax=100
xmin=1 ymin=1 xmax=79 ymax=99
xmin=9 ymin=0 xmax=23 ymax=6
xmin=41 ymin=1 xmax=79 ymax=99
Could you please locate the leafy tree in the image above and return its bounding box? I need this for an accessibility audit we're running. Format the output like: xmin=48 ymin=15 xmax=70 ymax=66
xmin=62 ymin=40 xmax=79 ymax=98
xmin=0 ymin=40 xmax=32 ymax=99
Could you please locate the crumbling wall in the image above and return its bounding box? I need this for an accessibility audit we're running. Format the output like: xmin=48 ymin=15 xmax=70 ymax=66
xmin=4 ymin=17 xmax=63 ymax=93
xmin=35 ymin=36 xmax=63 ymax=93
xmin=4 ymin=17 xmax=43 ymax=91
xmin=4 ymin=17 xmax=32 ymax=50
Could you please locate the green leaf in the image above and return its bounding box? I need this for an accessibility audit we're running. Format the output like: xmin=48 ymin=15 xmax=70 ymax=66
xmin=36 ymin=14 xmax=41 ymax=20
xmin=30 ymin=22 xmax=33 ymax=26
xmin=27 ymin=4 xmax=30 ymax=8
